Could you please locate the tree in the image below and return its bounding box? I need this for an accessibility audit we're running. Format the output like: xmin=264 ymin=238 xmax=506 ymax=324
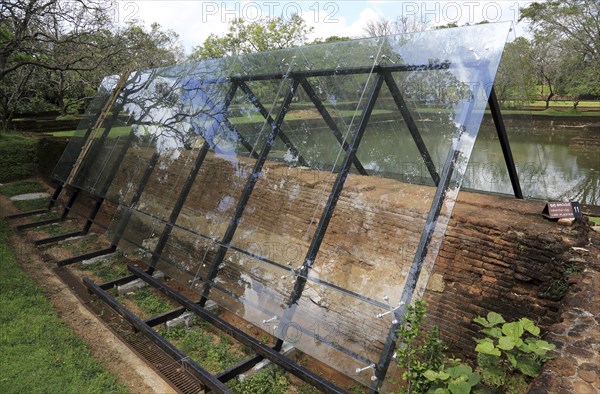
xmin=0 ymin=0 xmax=115 ymax=126
xmin=310 ymin=36 xmax=352 ymax=45
xmin=520 ymin=0 xmax=600 ymax=106
xmin=363 ymin=15 xmax=429 ymax=37
xmin=190 ymin=14 xmax=313 ymax=60
xmin=494 ymin=37 xmax=537 ymax=106
xmin=0 ymin=1 xmax=184 ymax=127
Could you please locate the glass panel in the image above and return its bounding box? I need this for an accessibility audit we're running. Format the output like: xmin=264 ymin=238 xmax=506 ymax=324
xmin=51 ymin=75 xmax=121 ymax=183
xmin=60 ymin=22 xmax=513 ymax=388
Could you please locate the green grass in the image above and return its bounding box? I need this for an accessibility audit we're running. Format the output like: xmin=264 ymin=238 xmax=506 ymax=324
xmin=47 ymin=126 xmax=132 ymax=138
xmin=13 ymin=197 xmax=49 ymax=211
xmin=121 ymin=287 xmax=173 ymax=317
xmin=227 ymin=367 xmax=292 ymax=393
xmin=162 ymin=324 xmax=252 ymax=375
xmin=0 ymin=180 xmax=45 ymax=197
xmin=60 ymin=234 xmax=102 ymax=256
xmin=80 ymin=252 xmax=129 ymax=282
xmin=589 ymin=216 xmax=600 ymax=225
xmin=0 ymin=133 xmax=37 ymax=182
xmin=0 ymin=219 xmax=128 ymax=393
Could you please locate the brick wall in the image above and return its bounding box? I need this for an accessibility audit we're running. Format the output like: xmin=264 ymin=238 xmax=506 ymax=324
xmin=110 ymin=149 xmax=590 ymax=363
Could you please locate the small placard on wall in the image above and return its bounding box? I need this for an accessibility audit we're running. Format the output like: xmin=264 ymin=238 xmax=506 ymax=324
xmin=542 ymin=201 xmax=581 ymax=219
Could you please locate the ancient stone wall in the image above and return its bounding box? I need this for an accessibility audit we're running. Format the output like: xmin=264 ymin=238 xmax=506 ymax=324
xmin=106 ymin=149 xmax=591 ymax=370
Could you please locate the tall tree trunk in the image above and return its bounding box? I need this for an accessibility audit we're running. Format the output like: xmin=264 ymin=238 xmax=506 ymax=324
xmin=544 ymin=80 xmax=554 ymax=110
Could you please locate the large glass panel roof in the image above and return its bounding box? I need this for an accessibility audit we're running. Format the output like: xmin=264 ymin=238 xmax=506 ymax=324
xmin=52 ymin=21 xmax=512 ymax=388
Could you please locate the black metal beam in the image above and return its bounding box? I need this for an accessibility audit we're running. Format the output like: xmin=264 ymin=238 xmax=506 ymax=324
xmin=204 ymin=61 xmax=453 ymax=84
xmin=4 ymin=209 xmax=48 ymax=220
xmin=488 ymin=86 xmax=523 ymax=199
xmin=215 ymin=355 xmax=264 ymax=382
xmin=109 ymin=227 xmax=374 ymax=365
xmin=146 ymin=82 xmax=238 ymax=274
xmin=382 ymin=71 xmax=440 ymax=186
xmin=16 ymin=216 xmax=61 ymax=231
xmin=370 ymin=82 xmax=480 ymax=393
xmin=83 ymin=277 xmax=234 ymax=393
xmin=57 ymin=246 xmax=116 ymax=267
xmin=129 ymin=265 xmax=347 ymax=394
xmin=144 ymin=307 xmax=188 ymax=327
xmin=109 ymin=151 xmax=161 ymax=247
xmin=60 ymin=187 xmax=80 ymax=221
xmin=238 ymin=81 xmax=309 ymax=167
xmin=298 ymin=77 xmax=368 ymax=175
xmin=48 ymin=183 xmax=64 ymax=209
xmin=34 ymin=231 xmax=84 ymax=246
xmin=277 ymin=74 xmax=385 ymax=350
xmin=203 ymin=82 xmax=259 ymax=160
xmin=82 ymin=197 xmax=104 ymax=234
xmin=199 ymin=79 xmax=301 ymax=306
xmin=147 ymin=142 xmax=209 ymax=274
xmin=99 ymin=273 xmax=137 ymax=290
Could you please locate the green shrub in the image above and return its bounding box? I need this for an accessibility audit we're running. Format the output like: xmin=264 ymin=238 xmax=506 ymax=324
xmin=0 ymin=134 xmax=38 ymax=182
xmin=473 ymin=312 xmax=555 ymax=392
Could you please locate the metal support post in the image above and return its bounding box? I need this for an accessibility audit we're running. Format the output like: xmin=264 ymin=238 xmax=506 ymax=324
xmin=370 ymin=78 xmax=480 ymax=393
xmin=298 ymin=77 xmax=369 ymax=175
xmin=276 ymin=74 xmax=384 ymax=351
xmin=488 ymin=86 xmax=523 ymax=199
xmin=382 ymin=71 xmax=440 ymax=186
xmin=199 ymin=79 xmax=301 ymax=306
xmin=238 ymin=81 xmax=309 ymax=167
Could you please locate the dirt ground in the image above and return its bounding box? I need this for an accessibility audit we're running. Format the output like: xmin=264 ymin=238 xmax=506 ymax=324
xmin=0 ymin=194 xmax=176 ymax=394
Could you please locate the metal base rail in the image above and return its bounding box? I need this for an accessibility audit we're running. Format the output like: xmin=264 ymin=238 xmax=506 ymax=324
xmin=87 ymin=263 xmax=348 ymax=394
xmin=4 ymin=209 xmax=48 ymax=220
xmin=83 ymin=277 xmax=234 ymax=393
xmin=34 ymin=231 xmax=85 ymax=246
xmin=57 ymin=245 xmax=116 ymax=267
xmin=16 ymin=216 xmax=61 ymax=231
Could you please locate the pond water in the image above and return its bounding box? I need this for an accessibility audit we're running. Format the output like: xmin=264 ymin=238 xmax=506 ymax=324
xmin=266 ymin=115 xmax=600 ymax=206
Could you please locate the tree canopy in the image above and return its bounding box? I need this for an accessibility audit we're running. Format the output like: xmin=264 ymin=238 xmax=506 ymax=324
xmin=189 ymin=15 xmax=313 ymax=60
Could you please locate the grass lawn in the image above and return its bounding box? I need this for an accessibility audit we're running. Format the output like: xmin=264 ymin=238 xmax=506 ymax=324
xmin=0 ymin=180 xmax=49 ymax=212
xmin=47 ymin=125 xmax=132 ymax=138
xmin=0 ymin=219 xmax=128 ymax=393
xmin=0 ymin=180 xmax=45 ymax=197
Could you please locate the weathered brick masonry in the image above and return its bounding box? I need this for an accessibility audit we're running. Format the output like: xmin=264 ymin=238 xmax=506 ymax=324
xmin=104 ymin=148 xmax=594 ymax=382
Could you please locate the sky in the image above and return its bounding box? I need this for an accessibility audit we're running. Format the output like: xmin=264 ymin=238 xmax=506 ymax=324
xmin=110 ymin=1 xmax=540 ymax=53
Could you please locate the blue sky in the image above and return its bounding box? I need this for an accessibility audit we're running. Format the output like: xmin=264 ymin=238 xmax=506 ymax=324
xmin=114 ymin=1 xmax=540 ymax=53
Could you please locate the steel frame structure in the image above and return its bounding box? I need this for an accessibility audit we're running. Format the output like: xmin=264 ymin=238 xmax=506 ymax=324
xmin=16 ymin=55 xmax=522 ymax=393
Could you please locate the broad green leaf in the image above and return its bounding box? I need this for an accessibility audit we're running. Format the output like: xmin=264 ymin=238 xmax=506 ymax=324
xmin=502 ymin=322 xmax=524 ymax=341
xmin=467 ymin=372 xmax=480 ymax=386
xmin=516 ymin=355 xmax=540 ymax=377
xmin=427 ymin=387 xmax=450 ymax=394
xmin=449 ymin=380 xmax=473 ymax=394
xmin=481 ymin=327 xmax=502 ymax=338
xmin=475 ymin=341 xmax=501 ymax=356
xmin=424 ymin=370 xmax=440 ymax=381
xmin=520 ymin=318 xmax=540 ymax=336
xmin=486 ymin=312 xmax=505 ymax=326
xmin=498 ymin=336 xmax=515 ymax=350
xmin=530 ymin=340 xmax=556 ymax=356
xmin=447 ymin=365 xmax=473 ymax=379
xmin=473 ymin=316 xmax=492 ymax=327
xmin=439 ymin=371 xmax=451 ymax=381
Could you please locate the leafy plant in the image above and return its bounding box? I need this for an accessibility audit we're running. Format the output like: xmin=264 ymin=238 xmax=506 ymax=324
xmin=227 ymin=367 xmax=291 ymax=393
xmin=473 ymin=312 xmax=555 ymax=392
xmin=423 ymin=362 xmax=480 ymax=394
xmin=396 ymin=300 xmax=447 ymax=394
